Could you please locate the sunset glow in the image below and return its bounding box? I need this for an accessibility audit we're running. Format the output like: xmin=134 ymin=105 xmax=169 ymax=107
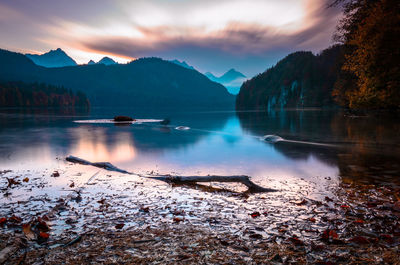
xmin=0 ymin=0 xmax=341 ymax=75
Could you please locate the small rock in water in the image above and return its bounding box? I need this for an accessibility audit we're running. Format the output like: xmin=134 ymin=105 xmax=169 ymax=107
xmin=114 ymin=116 xmax=134 ymax=122
xmin=175 ymin=126 xmax=190 ymax=131
xmin=261 ymin=135 xmax=284 ymax=143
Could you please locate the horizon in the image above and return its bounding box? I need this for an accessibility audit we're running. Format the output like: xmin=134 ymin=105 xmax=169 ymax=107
xmin=0 ymin=0 xmax=342 ymax=77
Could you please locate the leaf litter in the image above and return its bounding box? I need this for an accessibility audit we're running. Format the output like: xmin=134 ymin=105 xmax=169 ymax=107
xmin=0 ymin=161 xmax=399 ymax=264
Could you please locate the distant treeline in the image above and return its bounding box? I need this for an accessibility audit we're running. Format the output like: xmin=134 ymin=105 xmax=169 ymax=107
xmin=0 ymin=82 xmax=89 ymax=108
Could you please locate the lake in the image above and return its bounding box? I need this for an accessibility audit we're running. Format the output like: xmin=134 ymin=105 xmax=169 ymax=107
xmin=1 ymin=108 xmax=399 ymax=187
xmin=1 ymin=108 xmax=400 ymax=239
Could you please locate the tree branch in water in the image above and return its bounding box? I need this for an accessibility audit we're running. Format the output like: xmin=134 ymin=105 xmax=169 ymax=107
xmin=66 ymin=156 xmax=277 ymax=193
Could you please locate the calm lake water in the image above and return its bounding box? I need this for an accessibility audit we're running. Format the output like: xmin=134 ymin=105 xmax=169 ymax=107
xmin=1 ymin=108 xmax=400 ymax=238
xmin=1 ymin=108 xmax=399 ymax=188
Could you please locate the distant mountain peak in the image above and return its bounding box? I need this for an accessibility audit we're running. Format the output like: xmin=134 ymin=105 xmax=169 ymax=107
xmin=25 ymin=48 xmax=77 ymax=68
xmin=222 ymin=69 xmax=246 ymax=79
xmin=170 ymin=59 xmax=195 ymax=70
xmin=97 ymin=57 xmax=117 ymax=65
xmin=88 ymin=60 xmax=96 ymax=65
xmin=205 ymin=69 xmax=246 ymax=95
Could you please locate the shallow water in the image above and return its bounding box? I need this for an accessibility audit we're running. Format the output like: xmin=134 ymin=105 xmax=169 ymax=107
xmin=1 ymin=108 xmax=400 ymax=240
xmin=1 ymin=109 xmax=399 ymax=185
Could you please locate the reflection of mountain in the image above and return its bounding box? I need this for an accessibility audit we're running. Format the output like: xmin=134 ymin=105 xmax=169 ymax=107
xmin=237 ymin=110 xmax=400 ymax=185
xmin=0 ymin=110 xmax=232 ymax=165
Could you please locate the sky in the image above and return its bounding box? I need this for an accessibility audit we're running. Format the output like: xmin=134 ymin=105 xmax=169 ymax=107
xmin=0 ymin=0 xmax=342 ymax=76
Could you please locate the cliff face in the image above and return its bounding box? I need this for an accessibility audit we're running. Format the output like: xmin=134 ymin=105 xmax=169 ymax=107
xmin=236 ymin=45 xmax=343 ymax=110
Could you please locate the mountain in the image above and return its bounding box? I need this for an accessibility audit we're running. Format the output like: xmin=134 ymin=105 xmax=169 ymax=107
xmin=0 ymin=49 xmax=234 ymax=109
xmin=25 ymin=48 xmax=77 ymax=68
xmin=236 ymin=45 xmax=344 ymax=111
xmin=205 ymin=69 xmax=246 ymax=95
xmin=97 ymin=57 xmax=117 ymax=65
xmin=170 ymin=60 xmax=195 ymax=70
xmin=218 ymin=69 xmax=246 ymax=83
xmin=87 ymin=60 xmax=96 ymax=65
xmin=205 ymin=72 xmax=218 ymax=80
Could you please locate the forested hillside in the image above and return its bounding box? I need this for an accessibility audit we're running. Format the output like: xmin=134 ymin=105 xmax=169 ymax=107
xmin=0 ymin=82 xmax=89 ymax=108
xmin=236 ymin=45 xmax=343 ymax=110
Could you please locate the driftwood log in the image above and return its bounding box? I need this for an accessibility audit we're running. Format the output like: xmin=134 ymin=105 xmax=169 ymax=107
xmin=66 ymin=156 xmax=131 ymax=174
xmin=149 ymin=175 xmax=277 ymax=193
xmin=66 ymin=156 xmax=277 ymax=193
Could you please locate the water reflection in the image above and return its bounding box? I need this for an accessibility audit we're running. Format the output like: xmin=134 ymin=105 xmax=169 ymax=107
xmin=69 ymin=128 xmax=136 ymax=162
xmin=1 ymin=108 xmax=399 ymax=189
xmin=237 ymin=110 xmax=400 ymax=185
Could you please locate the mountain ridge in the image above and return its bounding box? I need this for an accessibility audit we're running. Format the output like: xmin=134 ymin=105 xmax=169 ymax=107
xmin=205 ymin=69 xmax=246 ymax=95
xmin=26 ymin=48 xmax=77 ymax=68
xmin=0 ymin=49 xmax=234 ymax=110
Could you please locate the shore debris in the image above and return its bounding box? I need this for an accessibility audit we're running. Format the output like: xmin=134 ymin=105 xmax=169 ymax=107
xmin=66 ymin=156 xmax=131 ymax=174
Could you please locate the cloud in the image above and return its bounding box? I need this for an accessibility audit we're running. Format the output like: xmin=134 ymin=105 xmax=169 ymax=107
xmin=76 ymin=1 xmax=341 ymax=74
xmin=0 ymin=0 xmax=342 ymax=75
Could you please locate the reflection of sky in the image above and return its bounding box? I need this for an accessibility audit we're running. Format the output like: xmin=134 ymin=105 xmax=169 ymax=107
xmin=130 ymin=117 xmax=339 ymax=179
xmin=70 ymin=128 xmax=136 ymax=162
xmin=0 ymin=113 xmax=338 ymax=191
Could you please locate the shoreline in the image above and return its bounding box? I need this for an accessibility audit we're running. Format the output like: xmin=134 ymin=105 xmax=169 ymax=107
xmin=1 ymin=164 xmax=400 ymax=264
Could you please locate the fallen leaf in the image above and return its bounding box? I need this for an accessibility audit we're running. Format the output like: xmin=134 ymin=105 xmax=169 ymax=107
xmin=22 ymin=223 xmax=36 ymax=240
xmin=69 ymin=182 xmax=75 ymax=188
xmin=289 ymin=236 xmax=304 ymax=246
xmin=6 ymin=177 xmax=20 ymax=188
xmin=51 ymin=171 xmax=60 ymax=177
xmin=115 ymin=223 xmax=125 ymax=229
xmin=295 ymin=199 xmax=307 ymax=206
xmin=173 ymin=217 xmax=183 ymax=223
xmin=0 ymin=217 xmax=6 ymax=226
xmin=354 ymin=219 xmax=364 ymax=224
xmin=380 ymin=234 xmax=394 ymax=244
xmin=309 ymin=217 xmax=316 ymax=223
xmin=321 ymin=229 xmax=338 ymax=240
xmin=39 ymin=232 xmax=49 ymax=240
xmin=140 ymin=207 xmax=150 ymax=213
xmin=340 ymin=205 xmax=350 ymax=209
xmin=249 ymin=233 xmax=263 ymax=240
xmin=329 ymin=230 xmax=338 ymax=239
xmin=36 ymin=217 xmax=49 ymax=231
xmin=23 ymin=177 xmax=29 ymax=182
xmin=8 ymin=215 xmax=22 ymax=223
xmin=249 ymin=212 xmax=261 ymax=218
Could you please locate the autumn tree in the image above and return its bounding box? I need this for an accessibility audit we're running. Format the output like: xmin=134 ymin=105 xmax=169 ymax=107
xmin=332 ymin=0 xmax=400 ymax=109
